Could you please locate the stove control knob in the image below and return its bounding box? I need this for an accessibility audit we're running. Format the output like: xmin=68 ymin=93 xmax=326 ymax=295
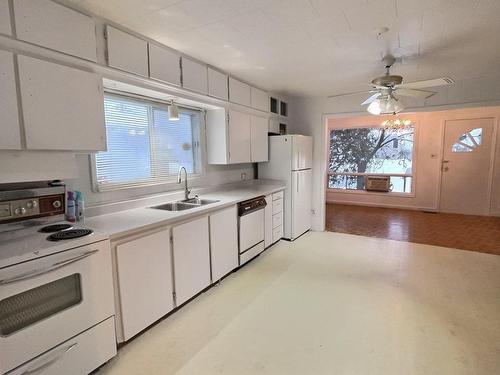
xmin=15 ymin=207 xmax=26 ymax=215
xmin=52 ymin=200 xmax=62 ymax=209
xmin=26 ymin=200 xmax=38 ymax=209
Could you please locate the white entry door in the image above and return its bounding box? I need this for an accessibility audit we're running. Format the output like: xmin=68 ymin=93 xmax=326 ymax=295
xmin=440 ymin=118 xmax=494 ymax=215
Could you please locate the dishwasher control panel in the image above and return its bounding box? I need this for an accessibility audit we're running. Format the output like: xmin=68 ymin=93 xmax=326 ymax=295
xmin=238 ymin=196 xmax=267 ymax=216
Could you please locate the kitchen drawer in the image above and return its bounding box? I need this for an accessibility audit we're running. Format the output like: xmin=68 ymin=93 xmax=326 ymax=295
xmin=9 ymin=317 xmax=116 ymax=375
xmin=272 ymin=225 xmax=283 ymax=243
xmin=272 ymin=191 xmax=283 ymax=201
xmin=272 ymin=198 xmax=283 ymax=214
xmin=272 ymin=211 xmax=283 ymax=229
xmin=240 ymin=241 xmax=264 ymax=266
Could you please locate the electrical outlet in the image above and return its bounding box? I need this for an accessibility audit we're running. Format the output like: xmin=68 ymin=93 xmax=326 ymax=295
xmin=311 ymin=209 xmax=316 ymax=215
xmin=241 ymin=172 xmax=247 ymax=180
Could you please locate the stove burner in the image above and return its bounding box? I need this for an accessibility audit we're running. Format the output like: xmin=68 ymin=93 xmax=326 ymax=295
xmin=47 ymin=228 xmax=93 ymax=241
xmin=39 ymin=224 xmax=73 ymax=233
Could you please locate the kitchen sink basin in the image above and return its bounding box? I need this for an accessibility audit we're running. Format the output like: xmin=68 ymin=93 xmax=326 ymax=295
xmin=151 ymin=202 xmax=199 ymax=211
xmin=150 ymin=198 xmax=220 ymax=211
xmin=182 ymin=198 xmax=220 ymax=205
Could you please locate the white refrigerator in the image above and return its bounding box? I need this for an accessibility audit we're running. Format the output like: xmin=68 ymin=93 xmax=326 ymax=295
xmin=259 ymin=135 xmax=313 ymax=240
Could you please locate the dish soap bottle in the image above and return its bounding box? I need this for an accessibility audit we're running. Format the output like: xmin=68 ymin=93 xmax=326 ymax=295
xmin=75 ymin=191 xmax=85 ymax=222
xmin=66 ymin=191 xmax=76 ymax=223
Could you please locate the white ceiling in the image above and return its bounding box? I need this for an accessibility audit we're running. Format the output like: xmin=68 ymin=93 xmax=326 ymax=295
xmin=65 ymin=0 xmax=500 ymax=97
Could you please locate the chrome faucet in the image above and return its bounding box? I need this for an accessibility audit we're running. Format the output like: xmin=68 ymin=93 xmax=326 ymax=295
xmin=177 ymin=166 xmax=191 ymax=200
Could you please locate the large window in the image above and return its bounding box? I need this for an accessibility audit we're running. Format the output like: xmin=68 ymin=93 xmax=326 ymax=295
xmin=93 ymin=94 xmax=202 ymax=191
xmin=328 ymin=125 xmax=414 ymax=193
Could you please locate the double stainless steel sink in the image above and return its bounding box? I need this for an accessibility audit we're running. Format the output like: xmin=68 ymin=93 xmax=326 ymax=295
xmin=151 ymin=197 xmax=220 ymax=212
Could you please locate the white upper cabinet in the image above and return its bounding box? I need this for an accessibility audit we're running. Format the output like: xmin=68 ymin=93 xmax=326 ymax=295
xmin=0 ymin=0 xmax=11 ymax=35
xmin=229 ymin=77 xmax=251 ymax=106
xmin=251 ymin=87 xmax=269 ymax=112
xmin=148 ymin=43 xmax=181 ymax=86
xmin=250 ymin=115 xmax=269 ymax=162
xmin=207 ymin=67 xmax=228 ymax=100
xmin=14 ymin=0 xmax=97 ymax=61
xmin=181 ymin=57 xmax=208 ymax=94
xmin=228 ymin=110 xmax=251 ymax=164
xmin=0 ymin=50 xmax=21 ymax=150
xmin=106 ymin=26 xmax=148 ymax=76
xmin=18 ymin=55 xmax=106 ymax=151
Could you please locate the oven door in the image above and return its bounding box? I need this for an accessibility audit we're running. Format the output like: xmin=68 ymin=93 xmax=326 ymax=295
xmin=0 ymin=240 xmax=114 ymax=374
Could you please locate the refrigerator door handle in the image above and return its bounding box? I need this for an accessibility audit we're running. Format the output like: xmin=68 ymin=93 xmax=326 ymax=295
xmin=296 ymin=175 xmax=299 ymax=192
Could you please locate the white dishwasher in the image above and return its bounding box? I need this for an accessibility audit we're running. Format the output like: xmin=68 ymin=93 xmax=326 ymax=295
xmin=238 ymin=196 xmax=266 ymax=265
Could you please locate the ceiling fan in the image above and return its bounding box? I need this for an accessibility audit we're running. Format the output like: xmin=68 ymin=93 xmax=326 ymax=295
xmin=328 ymin=55 xmax=455 ymax=115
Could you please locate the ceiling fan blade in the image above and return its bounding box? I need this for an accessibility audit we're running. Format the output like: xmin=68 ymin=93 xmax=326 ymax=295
xmin=397 ymin=77 xmax=454 ymax=89
xmin=327 ymin=90 xmax=377 ymax=99
xmin=361 ymin=92 xmax=382 ymax=105
xmin=395 ymin=88 xmax=436 ymax=99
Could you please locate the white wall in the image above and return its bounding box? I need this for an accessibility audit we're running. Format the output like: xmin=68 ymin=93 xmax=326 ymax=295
xmin=288 ymin=77 xmax=500 ymax=231
xmin=68 ymin=154 xmax=254 ymax=208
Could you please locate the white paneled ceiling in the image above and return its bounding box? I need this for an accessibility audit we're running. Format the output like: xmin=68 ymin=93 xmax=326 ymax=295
xmin=65 ymin=0 xmax=500 ymax=97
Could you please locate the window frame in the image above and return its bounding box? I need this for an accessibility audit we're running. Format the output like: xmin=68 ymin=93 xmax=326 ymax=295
xmin=326 ymin=121 xmax=419 ymax=197
xmin=90 ymin=92 xmax=206 ymax=192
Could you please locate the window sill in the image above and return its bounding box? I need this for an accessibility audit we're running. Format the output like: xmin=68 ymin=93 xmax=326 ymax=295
xmin=327 ymin=188 xmax=415 ymax=198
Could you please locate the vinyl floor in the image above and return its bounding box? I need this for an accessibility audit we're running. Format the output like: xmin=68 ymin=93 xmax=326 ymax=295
xmin=96 ymin=232 xmax=500 ymax=375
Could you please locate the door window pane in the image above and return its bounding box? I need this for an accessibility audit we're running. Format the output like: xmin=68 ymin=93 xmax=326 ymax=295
xmin=452 ymin=128 xmax=482 ymax=153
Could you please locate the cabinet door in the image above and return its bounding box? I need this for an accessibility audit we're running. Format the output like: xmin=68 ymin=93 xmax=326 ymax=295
xmin=0 ymin=50 xmax=21 ymax=150
xmin=181 ymin=57 xmax=208 ymax=94
xmin=250 ymin=115 xmax=269 ymax=162
xmin=228 ymin=110 xmax=251 ymax=164
xmin=106 ymin=26 xmax=148 ymax=76
xmin=0 ymin=0 xmax=11 ymax=35
xmin=115 ymin=229 xmax=174 ymax=341
xmin=269 ymin=118 xmax=280 ymax=135
xmin=148 ymin=43 xmax=181 ymax=86
xmin=264 ymin=195 xmax=273 ymax=248
xmin=18 ymin=55 xmax=106 ymax=151
xmin=210 ymin=206 xmax=238 ymax=281
xmin=251 ymin=87 xmax=269 ymax=112
xmin=208 ymin=68 xmax=228 ymax=100
xmin=14 ymin=0 xmax=97 ymax=61
xmin=229 ymin=77 xmax=251 ymax=106
xmin=173 ymin=216 xmax=211 ymax=306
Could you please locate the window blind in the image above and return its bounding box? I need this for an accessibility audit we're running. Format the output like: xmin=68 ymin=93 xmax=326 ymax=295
xmin=95 ymin=95 xmax=201 ymax=191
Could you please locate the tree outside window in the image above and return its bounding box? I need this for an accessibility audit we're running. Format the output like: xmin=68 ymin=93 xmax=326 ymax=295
xmin=328 ymin=126 xmax=414 ymax=193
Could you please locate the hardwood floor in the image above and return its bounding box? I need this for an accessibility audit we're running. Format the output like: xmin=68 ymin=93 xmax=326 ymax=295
xmin=326 ymin=203 xmax=500 ymax=255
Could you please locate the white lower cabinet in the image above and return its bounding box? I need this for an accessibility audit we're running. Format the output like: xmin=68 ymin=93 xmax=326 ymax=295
xmin=114 ymin=228 xmax=174 ymax=342
xmin=264 ymin=191 xmax=284 ymax=248
xmin=264 ymin=195 xmax=273 ymax=248
xmin=210 ymin=205 xmax=238 ymax=281
xmin=9 ymin=317 xmax=116 ymax=375
xmin=172 ymin=216 xmax=211 ymax=306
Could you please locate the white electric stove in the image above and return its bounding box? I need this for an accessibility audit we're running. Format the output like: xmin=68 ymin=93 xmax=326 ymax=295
xmin=0 ymin=183 xmax=116 ymax=375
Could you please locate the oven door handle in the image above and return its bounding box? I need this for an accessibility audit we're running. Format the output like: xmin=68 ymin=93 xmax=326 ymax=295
xmin=0 ymin=249 xmax=99 ymax=285
xmin=21 ymin=343 xmax=77 ymax=375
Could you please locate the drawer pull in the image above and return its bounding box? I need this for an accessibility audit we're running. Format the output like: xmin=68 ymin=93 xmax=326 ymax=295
xmin=21 ymin=343 xmax=77 ymax=375
xmin=0 ymin=250 xmax=98 ymax=285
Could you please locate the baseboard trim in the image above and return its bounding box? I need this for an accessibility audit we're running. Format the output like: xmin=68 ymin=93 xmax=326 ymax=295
xmin=326 ymin=200 xmax=437 ymax=212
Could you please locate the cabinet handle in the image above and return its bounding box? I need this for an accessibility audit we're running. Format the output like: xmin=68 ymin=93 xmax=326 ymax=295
xmin=0 ymin=250 xmax=98 ymax=285
xmin=21 ymin=343 xmax=77 ymax=375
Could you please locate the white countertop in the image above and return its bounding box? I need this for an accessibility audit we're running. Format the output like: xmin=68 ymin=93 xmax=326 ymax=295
xmin=85 ymin=179 xmax=285 ymax=239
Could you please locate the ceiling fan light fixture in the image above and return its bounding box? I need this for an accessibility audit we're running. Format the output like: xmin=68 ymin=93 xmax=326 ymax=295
xmin=367 ymin=100 xmax=382 ymax=115
xmin=168 ymin=100 xmax=180 ymax=121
